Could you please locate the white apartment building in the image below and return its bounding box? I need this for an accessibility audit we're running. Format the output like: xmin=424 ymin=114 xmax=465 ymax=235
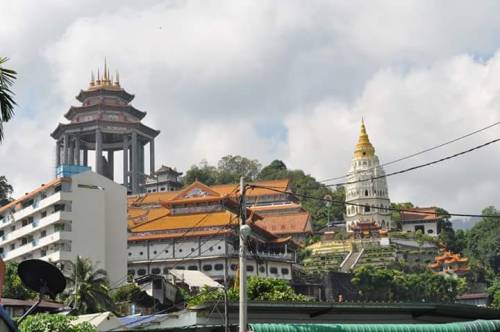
xmin=0 ymin=170 xmax=127 ymax=285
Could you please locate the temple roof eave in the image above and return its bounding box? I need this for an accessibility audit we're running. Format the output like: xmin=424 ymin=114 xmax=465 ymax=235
xmin=64 ymin=104 xmax=146 ymax=121
xmin=50 ymin=120 xmax=160 ymax=140
xmin=76 ymin=88 xmax=135 ymax=103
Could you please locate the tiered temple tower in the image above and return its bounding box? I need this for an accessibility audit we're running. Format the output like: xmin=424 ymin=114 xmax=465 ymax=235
xmin=344 ymin=120 xmax=391 ymax=233
xmin=51 ymin=62 xmax=160 ymax=194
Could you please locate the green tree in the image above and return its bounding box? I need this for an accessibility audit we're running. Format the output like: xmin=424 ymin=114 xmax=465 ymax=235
xmin=488 ymin=277 xmax=500 ymax=309
xmin=184 ymin=160 xmax=218 ymax=186
xmin=258 ymin=160 xmax=288 ymax=180
xmin=466 ymin=206 xmax=500 ymax=274
xmin=64 ymin=257 xmax=115 ymax=314
xmin=352 ymin=266 xmax=465 ymax=303
xmin=0 ymin=175 xmax=13 ymax=207
xmin=19 ymin=313 xmax=97 ymax=332
xmin=2 ymin=261 xmax=37 ymax=300
xmin=258 ymin=160 xmax=345 ymax=229
xmin=390 ymin=202 xmax=414 ymax=229
xmin=111 ymin=282 xmax=156 ymax=314
xmin=187 ymin=276 xmax=308 ymax=306
xmin=0 ymin=57 xmax=17 ymax=142
xmin=216 ymin=155 xmax=261 ymax=184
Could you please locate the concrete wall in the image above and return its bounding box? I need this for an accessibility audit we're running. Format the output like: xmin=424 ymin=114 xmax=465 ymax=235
xmin=71 ymin=171 xmax=127 ymax=285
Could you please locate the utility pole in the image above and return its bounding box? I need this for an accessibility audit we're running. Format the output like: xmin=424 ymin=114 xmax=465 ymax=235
xmin=239 ymin=177 xmax=248 ymax=332
xmin=224 ymin=233 xmax=229 ymax=332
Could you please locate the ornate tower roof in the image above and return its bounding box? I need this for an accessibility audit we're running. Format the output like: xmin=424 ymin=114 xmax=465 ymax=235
xmin=354 ymin=119 xmax=375 ymax=159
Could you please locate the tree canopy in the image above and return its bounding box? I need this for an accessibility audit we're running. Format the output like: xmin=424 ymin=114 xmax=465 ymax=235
xmin=184 ymin=156 xmax=261 ymax=185
xmin=0 ymin=57 xmax=17 ymax=142
xmin=352 ymin=265 xmax=465 ymax=303
xmin=186 ymin=276 xmax=308 ymax=306
xmin=465 ymin=206 xmax=500 ymax=274
xmin=2 ymin=261 xmax=37 ymax=300
xmin=63 ymin=256 xmax=115 ymax=314
xmin=0 ymin=175 xmax=13 ymax=207
xmin=184 ymin=157 xmax=344 ymax=230
xmin=19 ymin=313 xmax=97 ymax=332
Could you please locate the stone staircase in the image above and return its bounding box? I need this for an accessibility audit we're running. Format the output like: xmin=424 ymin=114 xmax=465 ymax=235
xmin=340 ymin=247 xmax=364 ymax=272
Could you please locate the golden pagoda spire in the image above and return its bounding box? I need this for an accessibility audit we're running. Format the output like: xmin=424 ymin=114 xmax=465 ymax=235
xmin=89 ymin=71 xmax=95 ymax=87
xmin=354 ymin=118 xmax=375 ymax=158
xmin=104 ymin=57 xmax=108 ymax=82
xmin=114 ymin=70 xmax=120 ymax=86
xmin=96 ymin=69 xmax=101 ymax=85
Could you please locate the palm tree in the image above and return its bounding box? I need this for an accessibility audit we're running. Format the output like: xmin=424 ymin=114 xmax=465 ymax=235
xmin=0 ymin=57 xmax=17 ymax=142
xmin=64 ymin=256 xmax=115 ymax=314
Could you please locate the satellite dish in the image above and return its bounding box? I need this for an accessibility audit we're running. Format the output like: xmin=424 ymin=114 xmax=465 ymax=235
xmin=18 ymin=259 xmax=66 ymax=299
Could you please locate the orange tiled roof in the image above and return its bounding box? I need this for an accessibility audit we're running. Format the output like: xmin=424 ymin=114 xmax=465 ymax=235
xmin=128 ymin=179 xmax=290 ymax=207
xmin=211 ymin=179 xmax=290 ymax=197
xmin=129 ymin=210 xmax=239 ymax=233
xmin=400 ymin=207 xmax=439 ymax=221
xmin=249 ymin=203 xmax=303 ymax=212
xmin=255 ymin=212 xmax=312 ymax=235
xmin=0 ymin=177 xmax=70 ymax=215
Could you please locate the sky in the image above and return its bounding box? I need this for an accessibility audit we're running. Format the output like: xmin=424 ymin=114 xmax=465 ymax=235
xmin=1 ymin=1 xmax=499 ymax=224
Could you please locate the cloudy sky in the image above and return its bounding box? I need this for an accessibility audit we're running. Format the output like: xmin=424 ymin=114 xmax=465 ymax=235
xmin=1 ymin=1 xmax=499 ymax=222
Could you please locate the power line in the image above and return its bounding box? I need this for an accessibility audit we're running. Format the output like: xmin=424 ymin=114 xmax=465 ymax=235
xmin=320 ymin=120 xmax=500 ymax=182
xmin=248 ymin=184 xmax=500 ymax=219
xmin=325 ymin=137 xmax=500 ymax=187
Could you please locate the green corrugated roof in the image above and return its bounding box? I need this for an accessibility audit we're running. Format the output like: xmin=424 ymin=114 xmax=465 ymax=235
xmin=250 ymin=320 xmax=500 ymax=332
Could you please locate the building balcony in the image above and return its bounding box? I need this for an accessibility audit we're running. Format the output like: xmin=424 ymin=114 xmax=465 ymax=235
xmin=0 ymin=211 xmax=70 ymax=246
xmin=3 ymin=231 xmax=70 ymax=261
xmin=0 ymin=191 xmax=70 ymax=232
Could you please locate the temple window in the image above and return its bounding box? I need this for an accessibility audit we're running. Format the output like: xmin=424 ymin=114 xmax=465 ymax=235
xmin=365 ymin=190 xmax=368 ymax=197
xmin=365 ymin=206 xmax=370 ymax=212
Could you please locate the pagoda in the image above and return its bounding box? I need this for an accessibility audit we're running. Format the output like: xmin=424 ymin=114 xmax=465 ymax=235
xmin=344 ymin=120 xmax=391 ymax=233
xmin=430 ymin=250 xmax=470 ymax=276
xmin=51 ymin=61 xmax=160 ymax=194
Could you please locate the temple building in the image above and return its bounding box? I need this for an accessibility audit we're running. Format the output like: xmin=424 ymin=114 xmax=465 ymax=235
xmin=344 ymin=120 xmax=391 ymax=233
xmin=144 ymin=165 xmax=183 ymax=193
xmin=51 ymin=62 xmax=160 ymax=194
xmin=430 ymin=250 xmax=470 ymax=276
xmin=400 ymin=207 xmax=440 ymax=237
xmin=127 ymin=179 xmax=312 ymax=282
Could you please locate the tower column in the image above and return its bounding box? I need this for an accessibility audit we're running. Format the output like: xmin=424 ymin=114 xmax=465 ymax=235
xmin=96 ymin=129 xmax=103 ymax=174
xmin=75 ymin=136 xmax=81 ymax=166
xmin=55 ymin=140 xmax=61 ymax=167
xmin=108 ymin=150 xmax=114 ymax=180
xmin=139 ymin=142 xmax=145 ymax=177
xmin=63 ymin=134 xmax=69 ymax=165
xmin=69 ymin=137 xmax=75 ymax=166
xmin=131 ymin=131 xmax=138 ymax=194
xmin=83 ymin=148 xmax=88 ymax=166
xmin=123 ymin=136 xmax=129 ymax=189
xmin=150 ymin=138 xmax=155 ymax=175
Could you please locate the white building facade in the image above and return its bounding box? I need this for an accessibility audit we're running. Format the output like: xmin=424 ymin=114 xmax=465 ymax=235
xmin=127 ymin=235 xmax=295 ymax=282
xmin=345 ymin=121 xmax=391 ymax=232
xmin=0 ymin=170 xmax=127 ymax=284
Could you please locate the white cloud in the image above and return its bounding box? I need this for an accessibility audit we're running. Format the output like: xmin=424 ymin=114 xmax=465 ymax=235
xmin=285 ymin=53 xmax=500 ymax=213
xmin=1 ymin=1 xmax=500 ymax=216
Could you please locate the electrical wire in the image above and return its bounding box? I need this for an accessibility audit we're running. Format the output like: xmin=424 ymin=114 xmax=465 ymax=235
xmin=248 ymin=184 xmax=500 ymax=219
xmin=319 ymin=120 xmax=500 ymax=182
xmin=325 ymin=137 xmax=500 ymax=187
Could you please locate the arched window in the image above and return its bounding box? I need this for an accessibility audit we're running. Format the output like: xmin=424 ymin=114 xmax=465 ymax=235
xmin=365 ymin=206 xmax=370 ymax=212
xmin=365 ymin=190 xmax=368 ymax=197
